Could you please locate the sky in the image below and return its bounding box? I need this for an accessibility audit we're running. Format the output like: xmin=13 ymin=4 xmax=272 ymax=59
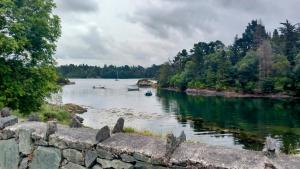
xmin=53 ymin=0 xmax=300 ymax=67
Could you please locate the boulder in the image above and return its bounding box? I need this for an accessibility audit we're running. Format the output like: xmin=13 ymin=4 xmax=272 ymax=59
xmin=61 ymin=162 xmax=85 ymax=169
xmin=45 ymin=121 xmax=57 ymax=141
xmin=0 ymin=115 xmax=18 ymax=129
xmin=166 ymin=133 xmax=177 ymax=158
xmin=85 ymin=150 xmax=98 ymax=168
xmin=112 ymin=117 xmax=124 ymax=133
xmin=19 ymin=157 xmax=29 ymax=169
xmin=120 ymin=154 xmax=136 ymax=163
xmin=62 ymin=149 xmax=84 ymax=165
xmin=19 ymin=129 xmax=33 ymax=155
xmin=0 ymin=107 xmax=11 ymax=117
xmin=97 ymin=158 xmax=132 ymax=169
xmin=75 ymin=115 xmax=84 ymax=123
xmin=69 ymin=116 xmax=83 ymax=128
xmin=166 ymin=131 xmax=186 ymax=158
xmin=28 ymin=114 xmax=40 ymax=121
xmin=64 ymin=104 xmax=87 ymax=114
xmin=264 ymin=137 xmax=279 ymax=157
xmin=30 ymin=146 xmax=61 ymax=169
xmin=96 ymin=148 xmax=114 ymax=160
xmin=0 ymin=129 xmax=15 ymax=140
xmin=92 ymin=164 xmax=103 ymax=169
xmin=96 ymin=125 xmax=110 ymax=143
xmin=0 ymin=139 xmax=19 ymax=169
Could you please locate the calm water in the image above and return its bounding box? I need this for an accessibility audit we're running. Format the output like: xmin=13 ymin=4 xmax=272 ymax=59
xmin=57 ymin=79 xmax=300 ymax=153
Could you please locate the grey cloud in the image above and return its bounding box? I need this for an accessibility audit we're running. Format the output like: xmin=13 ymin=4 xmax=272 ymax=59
xmin=127 ymin=0 xmax=299 ymax=44
xmin=56 ymin=25 xmax=111 ymax=60
xmin=54 ymin=0 xmax=300 ymax=66
xmin=55 ymin=0 xmax=99 ymax=13
xmin=128 ymin=1 xmax=217 ymax=38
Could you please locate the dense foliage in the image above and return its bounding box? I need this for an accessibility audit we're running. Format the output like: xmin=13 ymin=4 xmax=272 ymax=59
xmin=0 ymin=0 xmax=61 ymax=113
xmin=158 ymin=20 xmax=300 ymax=96
xmin=57 ymin=64 xmax=159 ymax=79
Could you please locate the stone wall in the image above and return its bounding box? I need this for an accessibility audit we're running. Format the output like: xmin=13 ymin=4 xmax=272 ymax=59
xmin=0 ymin=118 xmax=300 ymax=169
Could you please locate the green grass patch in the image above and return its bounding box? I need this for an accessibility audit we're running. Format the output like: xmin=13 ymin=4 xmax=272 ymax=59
xmin=12 ymin=103 xmax=71 ymax=125
xmin=123 ymin=127 xmax=164 ymax=138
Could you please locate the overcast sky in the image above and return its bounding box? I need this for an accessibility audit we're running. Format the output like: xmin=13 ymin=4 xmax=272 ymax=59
xmin=53 ymin=0 xmax=300 ymax=67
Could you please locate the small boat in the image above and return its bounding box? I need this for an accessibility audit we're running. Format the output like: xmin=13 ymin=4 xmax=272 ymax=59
xmin=128 ymin=85 xmax=139 ymax=91
xmin=145 ymin=91 xmax=152 ymax=96
xmin=93 ymin=85 xmax=105 ymax=89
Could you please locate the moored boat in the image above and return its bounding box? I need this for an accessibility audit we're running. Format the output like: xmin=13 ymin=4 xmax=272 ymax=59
xmin=128 ymin=85 xmax=139 ymax=91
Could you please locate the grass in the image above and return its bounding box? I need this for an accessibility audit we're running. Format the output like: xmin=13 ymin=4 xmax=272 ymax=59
xmin=12 ymin=103 xmax=71 ymax=125
xmin=123 ymin=127 xmax=165 ymax=138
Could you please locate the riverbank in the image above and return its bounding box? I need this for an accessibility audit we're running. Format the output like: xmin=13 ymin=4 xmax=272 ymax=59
xmin=162 ymin=87 xmax=299 ymax=99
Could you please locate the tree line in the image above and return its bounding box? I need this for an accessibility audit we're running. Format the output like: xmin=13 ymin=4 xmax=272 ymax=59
xmin=157 ymin=20 xmax=300 ymax=96
xmin=57 ymin=64 xmax=159 ymax=79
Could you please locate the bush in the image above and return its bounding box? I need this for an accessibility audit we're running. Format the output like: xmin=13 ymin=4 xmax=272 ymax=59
xmin=261 ymin=78 xmax=275 ymax=93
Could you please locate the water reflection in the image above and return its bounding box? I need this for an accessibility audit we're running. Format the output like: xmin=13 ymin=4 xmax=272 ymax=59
xmin=156 ymin=90 xmax=300 ymax=153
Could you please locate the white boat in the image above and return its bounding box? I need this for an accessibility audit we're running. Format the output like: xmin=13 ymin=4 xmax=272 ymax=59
xmin=128 ymin=85 xmax=139 ymax=91
xmin=93 ymin=85 xmax=105 ymax=89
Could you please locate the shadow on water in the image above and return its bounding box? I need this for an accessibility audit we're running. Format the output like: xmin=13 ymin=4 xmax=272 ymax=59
xmin=156 ymin=89 xmax=300 ymax=154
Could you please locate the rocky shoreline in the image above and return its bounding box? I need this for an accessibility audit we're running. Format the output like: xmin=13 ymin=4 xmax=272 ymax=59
xmin=162 ymin=88 xmax=298 ymax=99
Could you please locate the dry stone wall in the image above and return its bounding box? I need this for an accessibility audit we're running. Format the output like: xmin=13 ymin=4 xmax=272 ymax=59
xmin=0 ymin=116 xmax=300 ymax=169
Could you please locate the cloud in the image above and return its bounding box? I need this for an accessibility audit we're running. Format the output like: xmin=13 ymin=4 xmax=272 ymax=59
xmin=55 ymin=0 xmax=99 ymax=13
xmin=53 ymin=0 xmax=300 ymax=66
xmin=127 ymin=0 xmax=299 ymax=43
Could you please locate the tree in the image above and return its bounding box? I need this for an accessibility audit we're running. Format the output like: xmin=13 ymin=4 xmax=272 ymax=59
xmin=158 ymin=63 xmax=173 ymax=87
xmin=279 ymin=20 xmax=300 ymax=66
xmin=257 ymin=40 xmax=273 ymax=91
xmin=236 ymin=51 xmax=259 ymax=92
xmin=0 ymin=0 xmax=61 ymax=113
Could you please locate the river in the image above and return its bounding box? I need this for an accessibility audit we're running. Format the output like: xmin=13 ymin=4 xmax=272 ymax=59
xmin=55 ymin=79 xmax=300 ymax=154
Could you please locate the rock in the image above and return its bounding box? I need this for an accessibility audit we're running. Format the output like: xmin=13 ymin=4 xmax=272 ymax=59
xmin=96 ymin=148 xmax=114 ymax=160
xmin=19 ymin=157 xmax=29 ymax=169
xmin=49 ymin=126 xmax=99 ymax=151
xmin=65 ymin=103 xmax=87 ymax=114
xmin=62 ymin=149 xmax=84 ymax=165
xmin=61 ymin=159 xmax=69 ymax=166
xmin=97 ymin=158 xmax=132 ymax=169
xmin=97 ymin=133 xmax=167 ymax=165
xmin=69 ymin=116 xmax=83 ymax=128
xmin=92 ymin=164 xmax=103 ymax=169
xmin=166 ymin=133 xmax=177 ymax=157
xmin=137 ymin=79 xmax=155 ymax=87
xmin=45 ymin=121 xmax=57 ymax=141
xmin=0 ymin=115 xmax=18 ymax=129
xmin=121 ymin=154 xmax=136 ymax=163
xmin=112 ymin=117 xmax=124 ymax=133
xmin=264 ymin=137 xmax=279 ymax=157
xmin=75 ymin=115 xmax=84 ymax=123
xmin=19 ymin=129 xmax=33 ymax=155
xmin=0 ymin=139 xmax=19 ymax=169
xmin=96 ymin=125 xmax=110 ymax=143
xmin=30 ymin=146 xmax=61 ymax=169
xmin=133 ymin=153 xmax=150 ymax=162
xmin=85 ymin=150 xmax=98 ymax=168
xmin=28 ymin=114 xmax=40 ymax=121
xmin=177 ymin=131 xmax=186 ymax=144
xmin=134 ymin=162 xmax=167 ymax=169
xmin=0 ymin=107 xmax=11 ymax=117
xmin=166 ymin=132 xmax=186 ymax=159
xmin=61 ymin=162 xmax=85 ymax=169
xmin=0 ymin=129 xmax=15 ymax=140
